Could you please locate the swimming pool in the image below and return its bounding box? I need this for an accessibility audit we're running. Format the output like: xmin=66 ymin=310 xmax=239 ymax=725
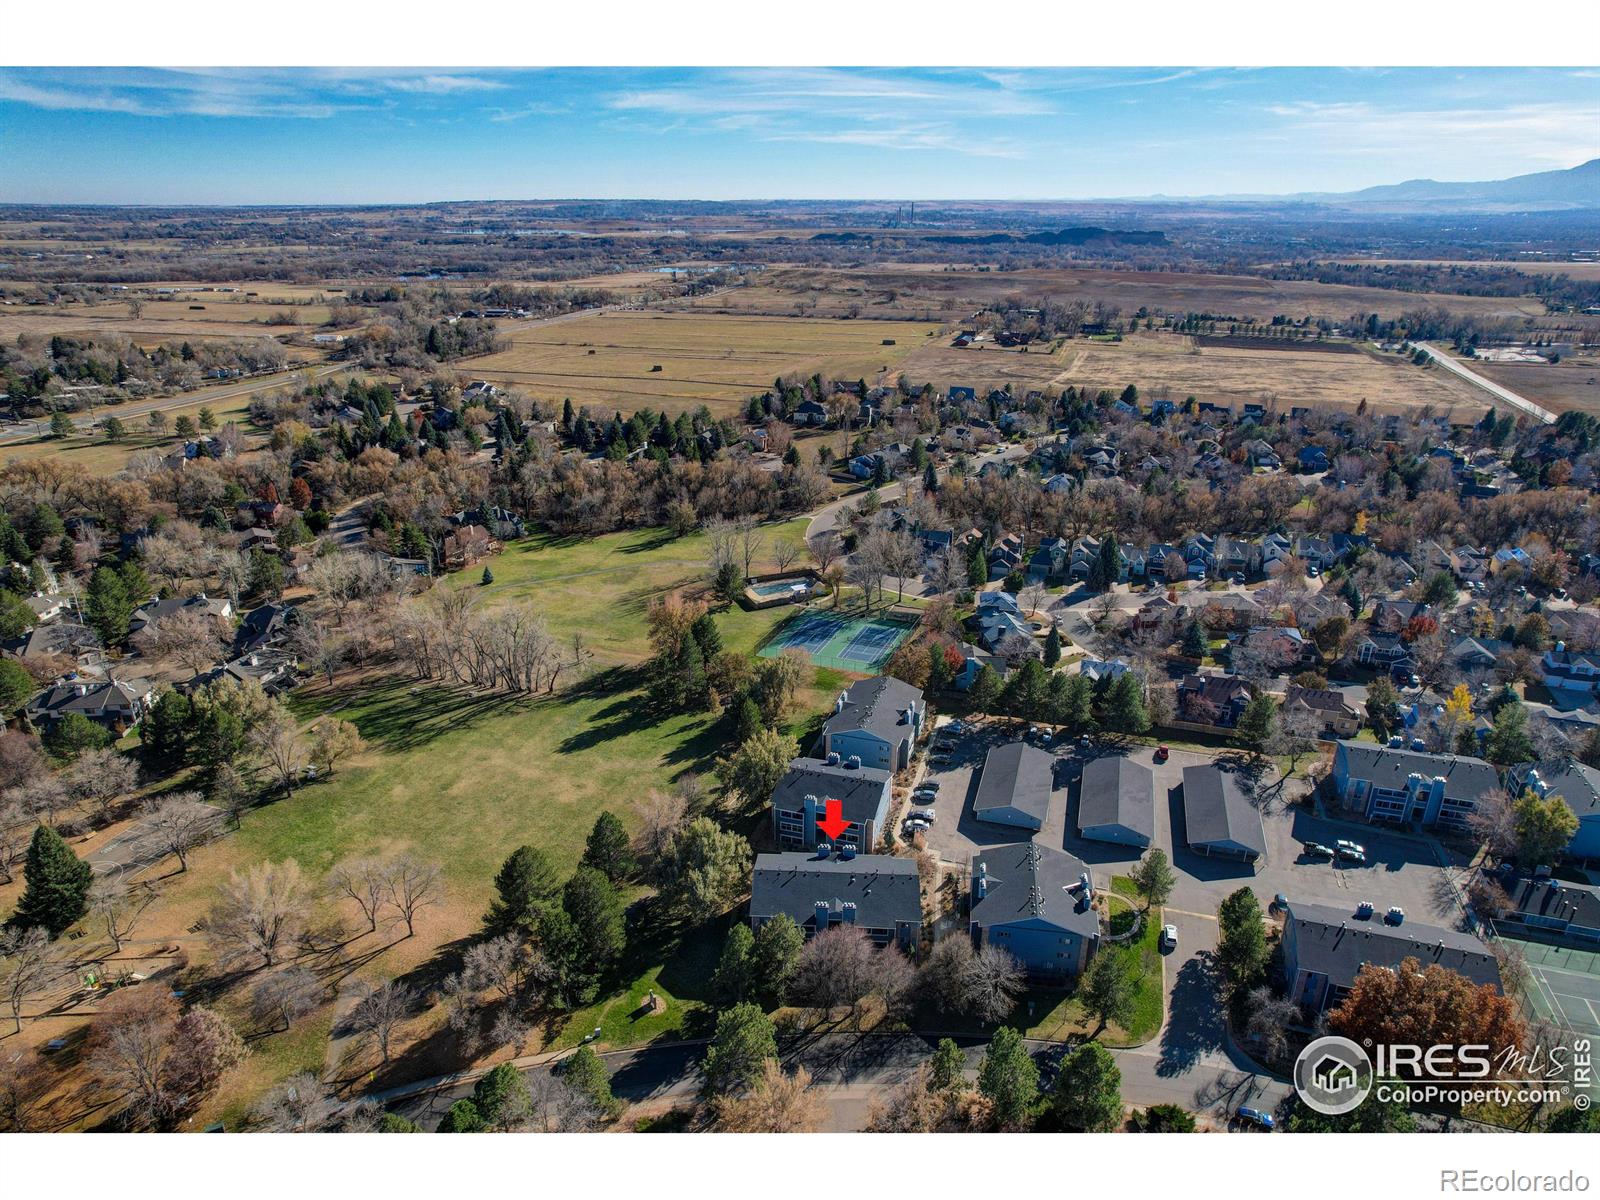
xmin=749 ymin=578 xmax=813 ymax=599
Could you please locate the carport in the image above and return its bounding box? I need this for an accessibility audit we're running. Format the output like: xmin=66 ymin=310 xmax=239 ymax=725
xmin=972 ymin=741 xmax=1053 ymax=831
xmin=1180 ymin=765 xmax=1264 ymax=865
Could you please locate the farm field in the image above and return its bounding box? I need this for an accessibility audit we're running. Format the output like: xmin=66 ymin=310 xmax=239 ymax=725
xmin=909 ymin=330 xmax=1491 ymax=416
xmin=464 ymin=309 xmax=941 ymax=416
xmin=1467 ymin=354 xmax=1600 ymax=418
xmin=680 ymin=263 xmax=1551 ymax=325
xmin=0 ymin=295 xmax=347 ymax=345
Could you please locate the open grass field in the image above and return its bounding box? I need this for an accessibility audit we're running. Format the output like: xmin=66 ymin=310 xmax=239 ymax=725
xmin=463 ymin=309 xmax=941 ymax=416
xmin=935 ymin=330 xmax=1490 ymax=416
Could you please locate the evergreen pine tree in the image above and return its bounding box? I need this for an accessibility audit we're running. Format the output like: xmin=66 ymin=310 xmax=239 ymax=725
xmin=9 ymin=825 xmax=93 ymax=937
xmin=1042 ymin=625 xmax=1062 ymax=668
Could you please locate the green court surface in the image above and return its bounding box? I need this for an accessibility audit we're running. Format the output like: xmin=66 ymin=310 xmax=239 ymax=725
xmin=758 ymin=608 xmax=918 ymax=672
xmin=1504 ymin=937 xmax=1600 ymax=1041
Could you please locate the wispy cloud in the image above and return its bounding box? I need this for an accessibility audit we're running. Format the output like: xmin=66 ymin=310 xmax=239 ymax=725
xmin=380 ymin=74 xmax=507 ymax=95
xmin=0 ymin=67 xmax=508 ymax=119
xmin=1266 ymin=99 xmax=1600 ymax=167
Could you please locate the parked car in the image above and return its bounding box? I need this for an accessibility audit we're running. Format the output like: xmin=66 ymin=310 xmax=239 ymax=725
xmin=909 ymin=808 xmax=936 ymax=823
xmin=1160 ymin=924 xmax=1178 ymax=951
xmin=1335 ymin=838 xmax=1366 ymax=855
xmin=903 ymin=818 xmax=930 ymax=834
xmin=1236 ymin=1106 xmax=1276 ymax=1131
xmin=1336 ymin=846 xmax=1367 ymax=864
xmin=915 ymin=779 xmax=941 ymax=793
xmin=1302 ymin=842 xmax=1334 ymax=859
xmin=1154 ymin=744 xmax=1170 ymax=762
xmin=912 ymin=789 xmax=938 ymax=803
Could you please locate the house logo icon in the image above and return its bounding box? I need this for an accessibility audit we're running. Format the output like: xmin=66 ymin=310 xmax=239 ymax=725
xmin=1294 ymin=1035 xmax=1373 ymax=1116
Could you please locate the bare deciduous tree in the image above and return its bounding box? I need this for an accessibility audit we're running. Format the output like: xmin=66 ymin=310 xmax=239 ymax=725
xmin=291 ymin=618 xmax=346 ymax=688
xmin=461 ymin=934 xmax=528 ymax=1005
xmin=631 ymin=788 xmax=689 ymax=868
xmin=1467 ymin=788 xmax=1519 ymax=862
xmin=807 ymin=530 xmax=841 ymax=573
xmin=327 ymin=856 xmax=389 ymax=933
xmin=1244 ymin=985 xmax=1301 ymax=1063
xmin=1 ymin=926 xmax=69 ymax=1034
xmin=349 ymin=979 xmax=415 ymax=1064
xmin=65 ymin=747 xmax=140 ymax=824
xmin=90 ymin=876 xmax=156 ymax=952
xmin=133 ymin=608 xmax=228 ymax=675
xmin=251 ymin=704 xmax=307 ymax=796
xmin=250 ymin=1071 xmax=337 ymax=1132
xmin=206 ymin=859 xmax=307 ymax=969
xmin=138 ymin=793 xmax=223 ymax=872
xmin=251 ymin=967 xmax=324 ymax=1033
xmin=384 ymin=855 xmax=443 ymax=939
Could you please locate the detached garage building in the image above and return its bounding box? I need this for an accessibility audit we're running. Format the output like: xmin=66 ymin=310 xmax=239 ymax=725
xmin=1181 ymin=765 xmax=1265 ymax=865
xmin=1077 ymin=756 xmax=1155 ymax=848
xmin=973 ymin=741 xmax=1054 ymax=831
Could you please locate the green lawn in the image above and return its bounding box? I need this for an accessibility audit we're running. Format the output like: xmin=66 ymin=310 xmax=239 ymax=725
xmin=447 ymin=520 xmax=811 ymax=668
xmin=1023 ymin=876 xmax=1163 ymax=1046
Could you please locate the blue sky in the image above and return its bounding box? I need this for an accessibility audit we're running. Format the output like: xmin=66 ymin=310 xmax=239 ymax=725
xmin=0 ymin=67 xmax=1595 ymax=204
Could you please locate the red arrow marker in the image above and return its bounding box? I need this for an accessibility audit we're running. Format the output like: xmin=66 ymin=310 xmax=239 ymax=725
xmin=816 ymin=797 xmax=850 ymax=841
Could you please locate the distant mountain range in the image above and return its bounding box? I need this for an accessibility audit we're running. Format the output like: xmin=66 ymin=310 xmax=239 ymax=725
xmin=1310 ymin=158 xmax=1598 ymax=210
xmin=1137 ymin=159 xmax=1598 ymax=212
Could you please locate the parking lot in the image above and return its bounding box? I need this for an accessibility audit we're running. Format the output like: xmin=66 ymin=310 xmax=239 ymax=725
xmin=908 ymin=720 xmax=1463 ymax=928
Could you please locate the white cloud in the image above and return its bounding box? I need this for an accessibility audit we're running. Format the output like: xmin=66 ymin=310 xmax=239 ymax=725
xmin=1265 ymin=99 xmax=1600 ymax=168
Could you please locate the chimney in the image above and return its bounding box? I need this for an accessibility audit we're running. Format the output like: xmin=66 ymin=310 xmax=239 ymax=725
xmin=836 ymin=690 xmax=848 ymax=714
xmin=975 ymin=862 xmax=988 ymax=900
xmin=814 ymin=900 xmax=832 ymax=929
xmin=846 ymin=755 xmax=861 ymax=770
xmin=840 ymin=902 xmax=857 ymax=925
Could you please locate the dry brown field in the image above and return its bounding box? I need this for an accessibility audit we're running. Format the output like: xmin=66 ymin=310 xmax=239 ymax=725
xmin=1469 ymin=353 xmax=1600 ymax=418
xmin=899 ymin=330 xmax=1492 ymax=417
xmin=464 ymin=309 xmax=941 ymax=415
xmin=676 ymin=263 xmax=1548 ymax=327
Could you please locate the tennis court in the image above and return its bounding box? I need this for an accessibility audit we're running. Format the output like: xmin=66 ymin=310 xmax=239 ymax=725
xmin=759 ymin=608 xmax=919 ymax=672
xmin=1506 ymin=936 xmax=1600 ymax=1041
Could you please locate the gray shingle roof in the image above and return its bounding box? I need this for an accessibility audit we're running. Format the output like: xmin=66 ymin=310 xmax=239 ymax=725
xmin=1335 ymin=741 xmax=1498 ymax=799
xmin=771 ymin=757 xmax=892 ymax=827
xmin=1078 ymin=756 xmax=1155 ymax=841
xmin=823 ymin=676 xmax=922 ymax=747
xmin=1287 ymin=900 xmax=1501 ymax=993
xmin=1514 ymin=760 xmax=1600 ymax=820
xmin=750 ymin=851 xmax=922 ymax=932
xmin=973 ymin=741 xmax=1053 ymax=824
xmin=969 ymin=842 xmax=1098 ymax=936
xmin=1508 ymin=877 xmax=1600 ymax=930
xmin=1181 ymin=765 xmax=1265 ymax=856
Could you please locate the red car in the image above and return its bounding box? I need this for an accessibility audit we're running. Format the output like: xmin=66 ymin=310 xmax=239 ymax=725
xmin=1154 ymin=745 xmax=1170 ymax=762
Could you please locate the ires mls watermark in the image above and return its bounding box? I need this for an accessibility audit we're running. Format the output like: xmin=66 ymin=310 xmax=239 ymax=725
xmin=1293 ymin=1034 xmax=1594 ymax=1115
